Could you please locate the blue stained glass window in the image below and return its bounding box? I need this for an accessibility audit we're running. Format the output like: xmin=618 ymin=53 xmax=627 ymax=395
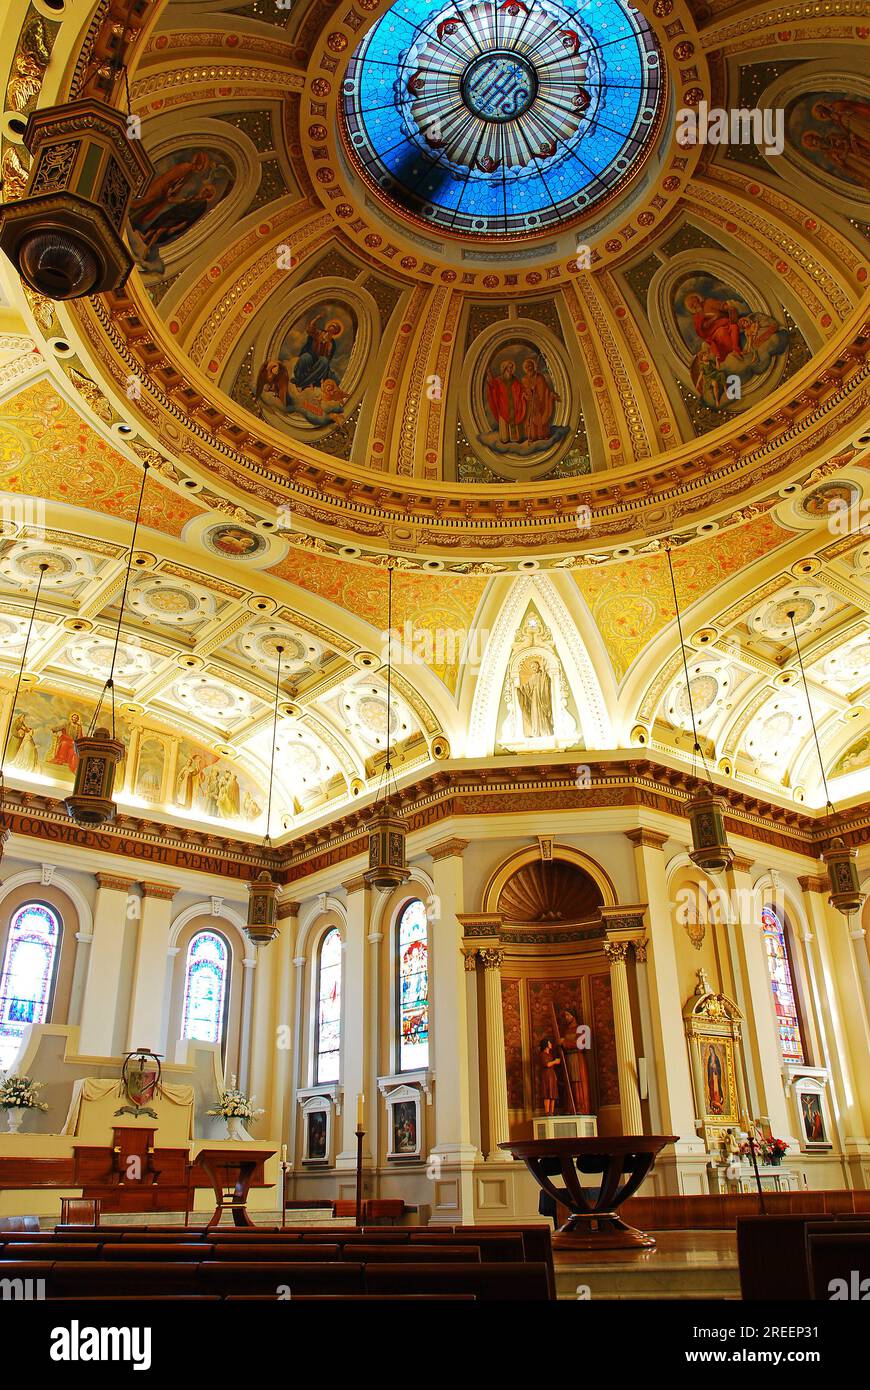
xmin=398 ymin=899 xmax=429 ymax=1072
xmin=0 ymin=902 xmax=61 ymax=1072
xmin=181 ymin=931 xmax=229 ymax=1045
xmin=341 ymin=0 xmax=664 ymax=238
xmin=761 ymin=905 xmax=805 ymax=1064
xmin=316 ymin=927 xmax=343 ymax=1083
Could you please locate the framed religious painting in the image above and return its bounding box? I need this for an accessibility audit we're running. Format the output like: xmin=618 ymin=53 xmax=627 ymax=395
xmin=384 ymin=1084 xmax=423 ymax=1162
xmin=683 ymin=969 xmax=748 ymax=1151
xmin=300 ymin=1097 xmax=332 ymax=1165
xmin=787 ymin=1068 xmax=832 ymax=1150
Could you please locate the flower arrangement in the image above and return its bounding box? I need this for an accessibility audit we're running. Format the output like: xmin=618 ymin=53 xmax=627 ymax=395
xmin=0 ymin=1074 xmax=48 ymax=1111
xmin=207 ymin=1077 xmax=263 ymax=1125
xmin=765 ymin=1137 xmax=789 ymax=1161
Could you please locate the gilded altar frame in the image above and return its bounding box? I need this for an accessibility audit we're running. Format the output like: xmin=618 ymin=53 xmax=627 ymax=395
xmin=683 ymin=971 xmax=749 ymax=1152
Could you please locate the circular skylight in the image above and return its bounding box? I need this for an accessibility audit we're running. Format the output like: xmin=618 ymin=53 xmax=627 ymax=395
xmin=341 ymin=0 xmax=664 ymax=239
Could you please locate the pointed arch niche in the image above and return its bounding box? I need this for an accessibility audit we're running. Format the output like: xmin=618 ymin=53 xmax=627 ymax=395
xmin=467 ymin=575 xmax=612 ymax=757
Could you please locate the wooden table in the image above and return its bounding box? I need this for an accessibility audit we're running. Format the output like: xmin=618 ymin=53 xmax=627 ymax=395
xmin=500 ymin=1135 xmax=677 ymax=1250
xmin=192 ymin=1148 xmax=274 ymax=1228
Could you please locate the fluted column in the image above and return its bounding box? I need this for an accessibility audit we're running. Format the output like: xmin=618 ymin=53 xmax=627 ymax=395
xmin=603 ymin=935 xmax=644 ymax=1135
xmin=269 ymin=901 xmax=300 ymax=1159
xmin=479 ymin=948 xmax=511 ymax=1158
xmin=338 ymin=875 xmax=372 ymax=1165
xmin=79 ymin=873 xmax=138 ymax=1056
xmin=726 ymin=857 xmax=792 ymax=1138
xmin=127 ymin=881 xmax=176 ymax=1053
xmin=631 ymin=937 xmax=661 ymax=1131
xmin=626 ymin=830 xmax=699 ymax=1144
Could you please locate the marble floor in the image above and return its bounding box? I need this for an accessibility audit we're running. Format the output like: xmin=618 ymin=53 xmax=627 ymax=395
xmin=554 ymin=1230 xmax=740 ymax=1300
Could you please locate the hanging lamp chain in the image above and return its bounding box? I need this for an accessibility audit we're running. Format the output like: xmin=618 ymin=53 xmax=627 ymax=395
xmin=787 ymin=609 xmax=836 ymax=818
xmin=89 ymin=460 xmax=149 ymax=739
xmin=263 ymin=644 xmax=284 ymax=850
xmin=665 ymin=542 xmax=714 ymax=790
xmin=0 ymin=559 xmax=49 ymax=816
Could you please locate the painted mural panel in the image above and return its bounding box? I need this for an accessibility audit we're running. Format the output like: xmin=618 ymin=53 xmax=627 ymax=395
xmin=173 ymin=741 xmax=262 ymax=823
xmin=4 ymin=689 xmax=126 ymax=786
xmin=255 ymin=302 xmax=356 ymax=430
xmin=785 ymin=92 xmax=870 ymax=193
xmin=134 ymin=736 xmax=165 ymax=804
xmin=527 ymin=977 xmax=592 ymax=1114
xmin=672 ymin=273 xmax=789 ymax=410
xmin=479 ymin=340 xmax=569 ymax=458
xmin=129 ymin=147 xmax=235 ymax=275
xmin=589 ymin=972 xmax=620 ymax=1108
xmin=501 ymin=976 xmax=524 ymax=1110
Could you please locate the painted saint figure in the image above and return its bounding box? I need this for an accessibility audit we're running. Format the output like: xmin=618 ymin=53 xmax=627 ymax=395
xmin=521 ymin=356 xmax=557 ymax=441
xmin=8 ymin=712 xmax=39 ymax=772
xmin=486 ymin=358 xmax=527 ymax=443
xmin=292 ymin=317 xmax=344 ymax=391
xmin=47 ymin=712 xmax=83 ymax=773
xmin=706 ymin=1044 xmax=724 ymax=1114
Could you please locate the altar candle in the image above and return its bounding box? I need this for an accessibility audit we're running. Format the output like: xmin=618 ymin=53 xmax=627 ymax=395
xmin=357 ymin=1093 xmax=364 ymax=1129
xmin=281 ymin=1144 xmax=287 ymax=1164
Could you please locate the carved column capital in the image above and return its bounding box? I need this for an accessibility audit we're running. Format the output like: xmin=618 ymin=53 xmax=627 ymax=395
xmin=624 ymin=828 xmax=669 ymax=850
xmin=427 ymin=837 xmax=470 ymax=862
xmin=461 ymin=948 xmax=478 ymax=972
xmin=633 ymin=938 xmax=649 ymax=963
xmin=342 ymin=875 xmax=370 ymax=896
xmin=799 ymin=874 xmax=829 ymax=895
xmin=278 ymin=900 xmax=303 ymax=919
xmin=478 ymin=947 xmax=505 ymax=970
xmin=603 ymin=940 xmax=630 ymax=965
xmin=140 ymin=881 xmax=176 ymax=900
xmin=95 ymin=873 xmax=138 ymax=892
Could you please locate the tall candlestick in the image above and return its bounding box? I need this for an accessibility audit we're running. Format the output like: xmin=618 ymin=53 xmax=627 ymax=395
xmin=356 ymin=1092 xmax=364 ymax=1130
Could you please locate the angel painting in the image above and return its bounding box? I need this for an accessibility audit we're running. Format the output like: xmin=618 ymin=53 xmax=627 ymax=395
xmin=254 ymin=302 xmax=355 ymax=430
xmin=674 ymin=274 xmax=789 ymax=411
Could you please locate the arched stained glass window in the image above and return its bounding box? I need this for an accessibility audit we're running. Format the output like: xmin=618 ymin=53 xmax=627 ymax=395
xmin=397 ymin=899 xmax=429 ymax=1072
xmin=761 ymin=905 xmax=805 ymax=1064
xmin=315 ymin=928 xmax=342 ymax=1083
xmin=181 ymin=931 xmax=229 ymax=1045
xmin=0 ymin=902 xmax=61 ymax=1072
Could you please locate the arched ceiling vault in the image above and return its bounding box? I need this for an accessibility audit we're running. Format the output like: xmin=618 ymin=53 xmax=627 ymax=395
xmin=0 ymin=0 xmax=867 ymax=841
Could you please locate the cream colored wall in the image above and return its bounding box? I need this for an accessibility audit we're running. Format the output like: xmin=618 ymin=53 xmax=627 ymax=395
xmin=1 ymin=812 xmax=868 ymax=1216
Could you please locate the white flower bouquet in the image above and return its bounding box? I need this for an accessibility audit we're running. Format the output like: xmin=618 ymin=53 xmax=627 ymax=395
xmin=207 ymin=1080 xmax=263 ymax=1124
xmin=0 ymin=1074 xmax=49 ymax=1111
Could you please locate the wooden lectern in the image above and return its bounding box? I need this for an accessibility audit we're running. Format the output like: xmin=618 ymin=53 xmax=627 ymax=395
xmin=191 ymin=1148 xmax=274 ymax=1228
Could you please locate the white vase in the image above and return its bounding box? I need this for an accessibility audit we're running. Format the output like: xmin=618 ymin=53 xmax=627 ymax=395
xmin=5 ymin=1108 xmax=25 ymax=1134
xmin=225 ymin=1116 xmax=253 ymax=1142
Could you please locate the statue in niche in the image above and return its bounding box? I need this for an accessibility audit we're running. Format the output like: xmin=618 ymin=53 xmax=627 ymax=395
xmin=498 ymin=610 xmax=578 ymax=751
xmin=517 ymin=657 xmax=554 ymax=738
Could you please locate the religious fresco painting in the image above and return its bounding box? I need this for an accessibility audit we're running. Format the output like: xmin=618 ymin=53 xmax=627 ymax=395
xmin=128 ymin=146 xmax=235 ymax=276
xmin=173 ymin=741 xmax=262 ymax=824
xmin=202 ymin=524 xmax=269 ymax=561
xmin=672 ymin=273 xmax=790 ymax=409
xmin=480 ymin=339 xmax=569 ymax=458
xmin=134 ymin=736 xmax=165 ymax=804
xmin=255 ymin=302 xmax=357 ymax=431
xmin=2 ymin=688 xmax=124 ymax=786
xmin=392 ymin=1100 xmax=418 ymax=1155
xmin=785 ymin=92 xmax=870 ymax=193
xmin=832 ymin=729 xmax=870 ymax=777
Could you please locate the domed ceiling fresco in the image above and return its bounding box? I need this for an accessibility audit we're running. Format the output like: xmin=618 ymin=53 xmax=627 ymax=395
xmin=0 ymin=0 xmax=867 ymax=847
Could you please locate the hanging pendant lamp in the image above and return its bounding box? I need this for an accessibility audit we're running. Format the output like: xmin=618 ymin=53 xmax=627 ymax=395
xmin=0 ymin=559 xmax=50 ymax=862
xmin=0 ymin=24 xmax=153 ymax=300
xmin=787 ymin=609 xmax=865 ymax=919
xmin=666 ymin=542 xmax=734 ymax=874
xmin=65 ymin=461 xmax=149 ymax=824
xmin=363 ymin=563 xmax=410 ymax=891
xmin=246 ymin=645 xmax=284 ymax=946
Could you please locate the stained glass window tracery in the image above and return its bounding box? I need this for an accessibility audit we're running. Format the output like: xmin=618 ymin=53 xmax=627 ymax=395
xmin=315 ymin=927 xmax=342 ymax=1083
xmin=0 ymin=902 xmax=61 ymax=1073
xmin=398 ymin=899 xmax=429 ymax=1071
xmin=761 ymin=905 xmax=805 ymax=1064
xmin=181 ymin=930 xmax=229 ymax=1045
xmin=341 ymin=0 xmax=664 ymax=238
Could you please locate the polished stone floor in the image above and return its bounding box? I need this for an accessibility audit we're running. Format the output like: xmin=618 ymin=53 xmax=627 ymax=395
xmin=554 ymin=1230 xmax=740 ymax=1300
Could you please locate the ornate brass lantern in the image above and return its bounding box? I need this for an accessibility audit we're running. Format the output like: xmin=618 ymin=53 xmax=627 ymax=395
xmin=64 ymin=727 xmax=125 ymax=824
xmin=687 ymin=790 xmax=735 ymax=874
xmin=361 ymin=564 xmax=410 ymax=891
xmin=246 ymin=869 xmax=280 ymax=947
xmin=823 ymin=837 xmax=866 ymax=918
xmin=0 ymin=98 xmax=153 ymax=299
xmin=364 ymin=811 xmax=411 ymax=891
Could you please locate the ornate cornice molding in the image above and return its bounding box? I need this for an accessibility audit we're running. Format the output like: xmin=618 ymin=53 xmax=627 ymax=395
xmin=140 ymin=880 xmax=177 ymax=900
xmin=625 ymin=828 xmax=670 ymax=850
xmin=427 ymin=837 xmax=470 ymax=862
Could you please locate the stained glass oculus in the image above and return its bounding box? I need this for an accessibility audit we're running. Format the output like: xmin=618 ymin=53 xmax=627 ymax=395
xmin=341 ymin=0 xmax=663 ymax=238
